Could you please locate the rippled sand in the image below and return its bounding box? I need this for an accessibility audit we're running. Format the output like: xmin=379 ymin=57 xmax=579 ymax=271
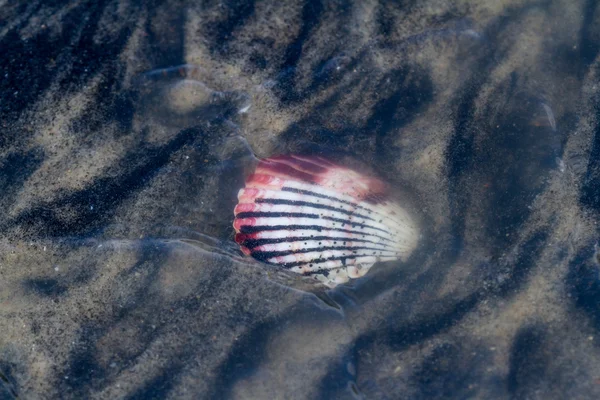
xmin=2 ymin=0 xmax=600 ymax=398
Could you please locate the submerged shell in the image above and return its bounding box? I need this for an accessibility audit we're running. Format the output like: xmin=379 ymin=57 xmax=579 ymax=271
xmin=233 ymin=154 xmax=419 ymax=287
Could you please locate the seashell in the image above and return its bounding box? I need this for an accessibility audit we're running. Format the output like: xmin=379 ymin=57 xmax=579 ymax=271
xmin=233 ymin=154 xmax=419 ymax=287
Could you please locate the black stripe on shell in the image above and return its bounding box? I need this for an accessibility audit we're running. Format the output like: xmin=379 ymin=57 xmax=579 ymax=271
xmin=254 ymin=198 xmax=376 ymax=222
xmin=280 ymin=253 xmax=397 ymax=269
xmin=303 ymin=267 xmax=341 ymax=277
xmin=280 ymin=186 xmax=411 ymax=225
xmin=235 ymin=211 xmax=390 ymax=234
xmin=281 ymin=187 xmax=374 ymax=212
xmin=239 ymin=235 xmax=385 ymax=249
xmin=238 ymin=224 xmax=394 ymax=242
xmin=236 ymin=211 xmax=318 ymax=219
xmin=250 ymin=245 xmax=393 ymax=261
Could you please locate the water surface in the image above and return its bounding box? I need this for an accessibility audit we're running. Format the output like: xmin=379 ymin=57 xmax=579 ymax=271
xmin=1 ymin=1 xmax=600 ymax=399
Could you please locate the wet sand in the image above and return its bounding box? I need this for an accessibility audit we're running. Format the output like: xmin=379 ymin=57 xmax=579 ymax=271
xmin=2 ymin=0 xmax=600 ymax=398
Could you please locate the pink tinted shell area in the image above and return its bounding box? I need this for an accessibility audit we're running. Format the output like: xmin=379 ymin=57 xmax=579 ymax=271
xmin=249 ymin=154 xmax=389 ymax=202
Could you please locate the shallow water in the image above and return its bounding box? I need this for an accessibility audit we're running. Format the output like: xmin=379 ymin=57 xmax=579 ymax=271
xmin=2 ymin=0 xmax=600 ymax=399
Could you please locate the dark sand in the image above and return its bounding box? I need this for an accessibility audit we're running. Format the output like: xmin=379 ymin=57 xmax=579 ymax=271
xmin=2 ymin=1 xmax=600 ymax=398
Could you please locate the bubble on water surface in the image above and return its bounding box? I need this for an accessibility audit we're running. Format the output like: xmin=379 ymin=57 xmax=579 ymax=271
xmin=133 ymin=64 xmax=251 ymax=129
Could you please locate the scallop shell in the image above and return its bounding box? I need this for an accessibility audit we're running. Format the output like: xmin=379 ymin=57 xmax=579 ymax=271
xmin=233 ymin=154 xmax=419 ymax=287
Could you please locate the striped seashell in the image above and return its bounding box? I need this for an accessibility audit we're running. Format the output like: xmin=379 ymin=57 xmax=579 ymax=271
xmin=233 ymin=154 xmax=419 ymax=287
